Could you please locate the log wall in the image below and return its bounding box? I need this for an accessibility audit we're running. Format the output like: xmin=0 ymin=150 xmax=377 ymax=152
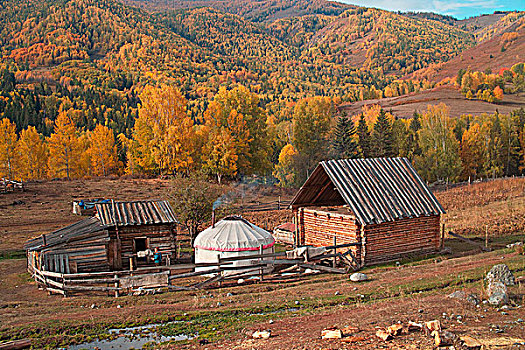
xmin=363 ymin=214 xmax=441 ymax=264
xmin=297 ymin=207 xmax=441 ymax=265
xmin=111 ymin=223 xmax=176 ymax=270
xmin=297 ymin=208 xmax=361 ymax=259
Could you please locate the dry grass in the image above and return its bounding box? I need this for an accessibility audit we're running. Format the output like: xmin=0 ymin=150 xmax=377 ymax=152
xmin=437 ymin=178 xmax=525 ymax=237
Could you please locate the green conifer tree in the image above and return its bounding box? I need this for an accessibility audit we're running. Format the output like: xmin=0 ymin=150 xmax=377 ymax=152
xmin=357 ymin=114 xmax=370 ymax=158
xmin=371 ymin=109 xmax=395 ymax=157
xmin=332 ymin=115 xmax=359 ymax=159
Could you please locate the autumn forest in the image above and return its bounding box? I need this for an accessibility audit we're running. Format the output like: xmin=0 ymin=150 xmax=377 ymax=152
xmin=1 ymin=0 xmax=524 ymax=186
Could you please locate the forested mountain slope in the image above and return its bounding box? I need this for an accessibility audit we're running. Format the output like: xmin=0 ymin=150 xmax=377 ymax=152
xmin=122 ymin=0 xmax=353 ymax=22
xmin=0 ymin=0 xmax=479 ymax=134
xmin=409 ymin=13 xmax=525 ymax=82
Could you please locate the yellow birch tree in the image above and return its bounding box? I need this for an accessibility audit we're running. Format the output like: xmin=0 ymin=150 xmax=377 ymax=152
xmin=17 ymin=126 xmax=48 ymax=180
xmin=0 ymin=118 xmax=19 ymax=181
xmin=47 ymin=112 xmax=81 ymax=179
xmin=88 ymin=124 xmax=118 ymax=177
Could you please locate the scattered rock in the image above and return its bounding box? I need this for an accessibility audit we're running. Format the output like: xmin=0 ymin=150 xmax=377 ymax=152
xmin=448 ymin=290 xmax=480 ymax=306
xmin=506 ymin=242 xmax=523 ymax=249
xmin=487 ymin=281 xmax=509 ymax=306
xmin=387 ymin=324 xmax=403 ymax=336
xmin=226 ymin=292 xmax=233 ymax=297
xmin=294 ymin=301 xmax=300 ymax=305
xmin=350 ymin=273 xmax=368 ymax=282
xmin=486 ymin=264 xmax=515 ymax=286
xmin=466 ymin=294 xmax=480 ymax=306
xmin=252 ymin=330 xmax=271 ymax=339
xmin=321 ymin=329 xmax=342 ymax=339
xmin=334 ymin=291 xmax=340 ymax=296
xmin=116 ymin=305 xmax=121 ymax=308
xmin=447 ymin=290 xmax=467 ymax=300
xmin=431 ymin=330 xmax=457 ymax=347
xmin=237 ymin=279 xmax=245 ymax=284
xmin=460 ymin=335 xmax=482 ymax=349
xmin=90 ymin=304 xmax=96 ymax=309
xmin=375 ymin=329 xmax=392 ymax=341
xmin=269 ymin=319 xmax=274 ymax=324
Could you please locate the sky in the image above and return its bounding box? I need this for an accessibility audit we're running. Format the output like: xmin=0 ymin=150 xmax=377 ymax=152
xmin=341 ymin=0 xmax=524 ymax=19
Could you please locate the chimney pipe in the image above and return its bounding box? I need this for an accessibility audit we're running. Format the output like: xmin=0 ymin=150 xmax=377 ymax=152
xmin=212 ymin=209 xmax=216 ymax=228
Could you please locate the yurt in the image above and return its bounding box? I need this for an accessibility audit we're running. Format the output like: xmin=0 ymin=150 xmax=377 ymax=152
xmin=194 ymin=216 xmax=275 ymax=276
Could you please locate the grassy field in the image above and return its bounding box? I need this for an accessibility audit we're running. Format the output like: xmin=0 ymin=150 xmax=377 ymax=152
xmin=0 ymin=178 xmax=524 ymax=348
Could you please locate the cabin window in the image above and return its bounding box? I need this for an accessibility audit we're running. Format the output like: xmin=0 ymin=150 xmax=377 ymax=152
xmin=134 ymin=238 xmax=148 ymax=262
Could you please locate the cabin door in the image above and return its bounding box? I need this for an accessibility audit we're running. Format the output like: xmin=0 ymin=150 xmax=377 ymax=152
xmin=134 ymin=238 xmax=149 ymax=264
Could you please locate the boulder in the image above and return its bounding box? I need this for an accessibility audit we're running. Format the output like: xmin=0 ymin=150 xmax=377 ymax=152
xmin=487 ymin=281 xmax=509 ymax=306
xmin=486 ymin=264 xmax=515 ymax=286
xmin=350 ymin=273 xmax=368 ymax=282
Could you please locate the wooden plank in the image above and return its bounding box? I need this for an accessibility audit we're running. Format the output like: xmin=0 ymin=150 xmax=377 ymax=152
xmin=192 ymin=274 xmax=223 ymax=289
xmin=46 ymin=286 xmax=66 ymax=295
xmin=0 ymin=339 xmax=31 ymax=350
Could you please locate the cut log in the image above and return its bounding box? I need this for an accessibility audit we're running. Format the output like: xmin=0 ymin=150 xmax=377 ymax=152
xmin=376 ymin=329 xmax=392 ymax=341
xmin=321 ymin=329 xmax=342 ymax=339
xmin=387 ymin=324 xmax=403 ymax=336
xmin=424 ymin=320 xmax=441 ymax=333
xmin=432 ymin=330 xmax=457 ymax=347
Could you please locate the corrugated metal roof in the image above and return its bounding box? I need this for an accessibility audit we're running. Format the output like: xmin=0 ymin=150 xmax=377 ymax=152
xmin=290 ymin=157 xmax=445 ymax=225
xmin=24 ymin=217 xmax=107 ymax=251
xmin=95 ymin=200 xmax=177 ymax=226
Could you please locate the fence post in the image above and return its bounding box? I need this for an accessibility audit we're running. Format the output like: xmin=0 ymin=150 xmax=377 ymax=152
xmin=278 ymin=196 xmax=281 ymax=210
xmin=333 ymin=235 xmax=337 ymax=268
xmin=259 ymin=245 xmax=264 ymax=282
xmin=114 ymin=274 xmax=119 ymax=298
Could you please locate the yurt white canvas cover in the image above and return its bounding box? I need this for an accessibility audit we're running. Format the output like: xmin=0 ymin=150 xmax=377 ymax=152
xmin=194 ymin=216 xmax=275 ymax=275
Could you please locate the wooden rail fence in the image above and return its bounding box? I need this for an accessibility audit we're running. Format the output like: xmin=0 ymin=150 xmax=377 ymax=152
xmin=28 ymin=243 xmax=360 ymax=297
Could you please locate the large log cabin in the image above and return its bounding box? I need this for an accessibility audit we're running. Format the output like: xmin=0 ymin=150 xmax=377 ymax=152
xmin=25 ymin=200 xmax=178 ymax=274
xmin=290 ymin=157 xmax=445 ymax=266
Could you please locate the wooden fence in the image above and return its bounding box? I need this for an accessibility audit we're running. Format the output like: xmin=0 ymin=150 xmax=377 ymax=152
xmin=28 ymin=243 xmax=361 ymax=297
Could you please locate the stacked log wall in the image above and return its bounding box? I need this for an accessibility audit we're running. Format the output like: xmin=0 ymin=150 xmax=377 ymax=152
xmin=37 ymin=231 xmax=111 ymax=273
xmin=114 ymin=223 xmax=176 ymax=270
xmin=299 ymin=208 xmax=361 ymax=259
xmin=363 ymin=214 xmax=441 ymax=264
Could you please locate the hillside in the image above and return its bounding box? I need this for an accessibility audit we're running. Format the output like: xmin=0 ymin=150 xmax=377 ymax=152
xmin=122 ymin=0 xmax=353 ymax=22
xmin=0 ymin=0 xmax=482 ymax=136
xmin=338 ymin=85 xmax=525 ymax=119
xmin=409 ymin=14 xmax=525 ymax=82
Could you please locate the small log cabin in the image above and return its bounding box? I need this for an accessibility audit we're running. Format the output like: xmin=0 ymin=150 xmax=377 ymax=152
xmin=290 ymin=157 xmax=446 ymax=266
xmin=25 ymin=200 xmax=178 ymax=273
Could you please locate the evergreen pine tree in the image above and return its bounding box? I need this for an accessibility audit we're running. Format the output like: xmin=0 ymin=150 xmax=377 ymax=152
xmin=357 ymin=114 xmax=370 ymax=158
xmin=332 ymin=115 xmax=359 ymax=159
xmin=371 ymin=109 xmax=395 ymax=157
